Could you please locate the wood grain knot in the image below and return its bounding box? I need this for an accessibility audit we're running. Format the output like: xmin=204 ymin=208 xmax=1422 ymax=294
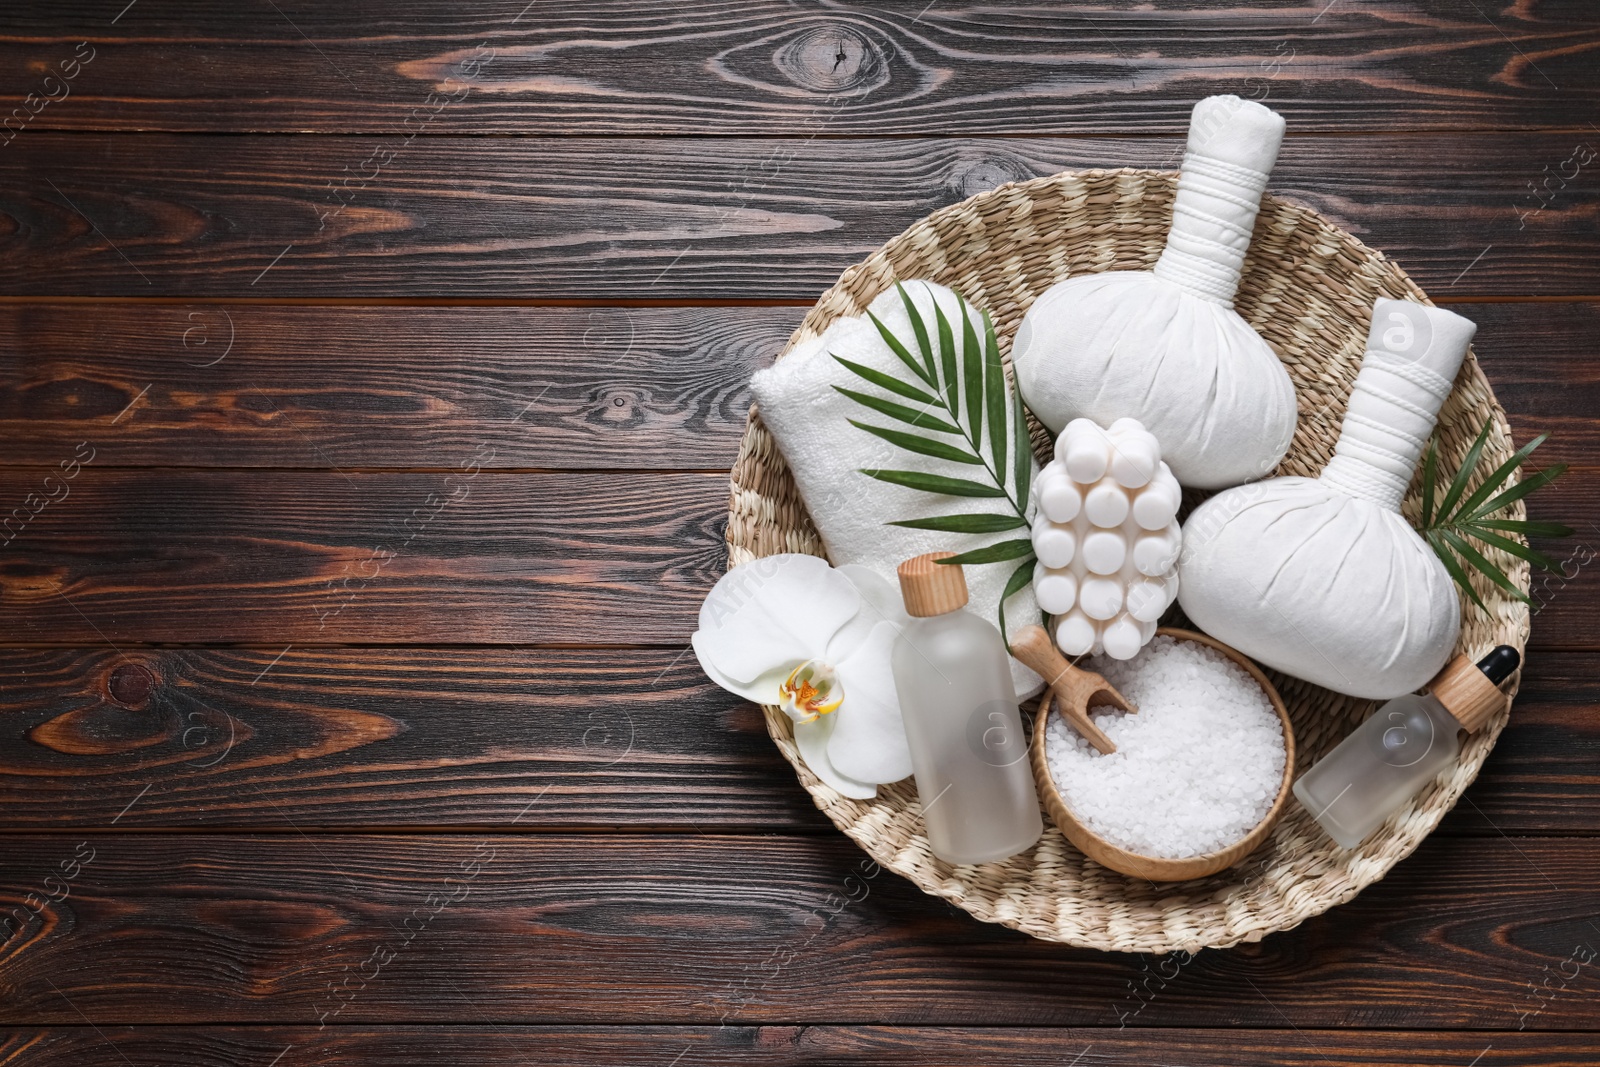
xmin=596 ymin=388 xmax=644 ymax=427
xmin=108 ymin=663 xmax=155 ymax=707
xmin=951 ymin=154 xmax=1038 ymax=200
xmin=28 ymin=657 xmax=254 ymax=765
xmin=768 ymin=23 xmax=892 ymax=96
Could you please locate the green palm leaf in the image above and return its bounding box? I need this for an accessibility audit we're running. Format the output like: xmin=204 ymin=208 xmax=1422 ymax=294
xmin=1469 ymin=517 xmax=1575 ymax=538
xmin=1438 ymin=528 xmax=1534 ymax=604
xmin=930 ymin=297 xmax=959 ymax=416
xmin=889 ymin=513 xmax=1028 ymax=534
xmin=834 ymin=284 xmax=1039 ymax=630
xmin=1000 ymin=555 xmax=1036 ymax=603
xmin=997 ymin=556 xmax=1037 ymax=649
xmin=895 ymin=283 xmax=937 ymax=384
xmin=957 ymin=291 xmax=984 ymax=447
xmin=1433 ymin=419 xmax=1494 ymax=522
xmin=981 ymin=308 xmax=1007 ymax=488
xmin=1457 ymin=523 xmax=1562 ymax=572
xmin=935 ymin=538 xmax=1035 ymax=565
xmin=833 ymin=387 xmax=960 ymax=433
xmin=1421 ymin=416 xmax=1571 ymax=612
xmin=1462 ymin=463 xmax=1568 ymax=524
xmin=848 ymin=420 xmax=982 ymax=464
xmin=1453 ymin=432 xmax=1552 ymax=521
xmin=859 ymin=469 xmax=1008 ymax=498
xmin=833 ymin=354 xmax=940 ymax=405
xmin=1427 ymin=530 xmax=1491 ymax=614
xmin=1010 ymin=343 xmax=1032 ymax=511
xmin=864 ymin=310 xmax=934 ymax=388
xmin=1420 ymin=438 xmax=1438 ymax=528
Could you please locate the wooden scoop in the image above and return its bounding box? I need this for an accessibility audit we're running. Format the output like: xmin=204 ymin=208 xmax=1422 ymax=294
xmin=1010 ymin=624 xmax=1136 ymax=755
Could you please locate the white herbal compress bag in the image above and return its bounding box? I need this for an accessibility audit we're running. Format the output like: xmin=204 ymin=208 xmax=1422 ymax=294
xmin=1178 ymin=298 xmax=1477 ymax=700
xmin=1012 ymin=95 xmax=1298 ymax=489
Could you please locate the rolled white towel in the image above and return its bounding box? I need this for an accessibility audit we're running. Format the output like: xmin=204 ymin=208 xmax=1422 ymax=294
xmin=750 ymin=281 xmax=1044 ymax=698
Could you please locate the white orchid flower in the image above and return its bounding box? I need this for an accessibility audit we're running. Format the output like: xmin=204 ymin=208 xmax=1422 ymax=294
xmin=692 ymin=553 xmax=914 ymax=799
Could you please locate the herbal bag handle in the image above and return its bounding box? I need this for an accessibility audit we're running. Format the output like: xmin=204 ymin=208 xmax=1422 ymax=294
xmin=1151 ymin=96 xmax=1286 ymax=307
xmin=1319 ymin=299 xmax=1477 ymax=512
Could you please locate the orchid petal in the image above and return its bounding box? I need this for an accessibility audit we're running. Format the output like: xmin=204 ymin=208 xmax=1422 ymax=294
xmin=828 ymin=622 xmax=914 ymax=784
xmin=829 ymin=564 xmax=909 ymax=656
xmin=695 ymin=554 xmax=859 ymax=684
xmin=692 ymin=633 xmax=796 ymax=705
xmin=794 ymin=713 xmax=879 ymax=799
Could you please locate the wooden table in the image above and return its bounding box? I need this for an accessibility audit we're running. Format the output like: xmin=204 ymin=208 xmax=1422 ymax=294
xmin=2 ymin=5 xmax=1598 ymax=1064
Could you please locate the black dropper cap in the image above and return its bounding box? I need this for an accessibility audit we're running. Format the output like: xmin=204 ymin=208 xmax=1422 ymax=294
xmin=1476 ymin=645 xmax=1520 ymax=685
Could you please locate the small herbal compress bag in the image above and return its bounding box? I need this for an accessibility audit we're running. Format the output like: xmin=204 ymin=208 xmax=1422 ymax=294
xmin=1177 ymin=299 xmax=1477 ymax=700
xmin=1012 ymin=95 xmax=1297 ymax=489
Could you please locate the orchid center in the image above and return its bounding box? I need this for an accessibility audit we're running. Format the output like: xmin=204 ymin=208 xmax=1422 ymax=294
xmin=779 ymin=660 xmax=844 ymax=724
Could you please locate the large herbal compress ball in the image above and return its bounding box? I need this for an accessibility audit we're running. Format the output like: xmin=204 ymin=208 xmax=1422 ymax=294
xmin=1178 ymin=299 xmax=1477 ymax=700
xmin=1012 ymin=96 xmax=1298 ymax=490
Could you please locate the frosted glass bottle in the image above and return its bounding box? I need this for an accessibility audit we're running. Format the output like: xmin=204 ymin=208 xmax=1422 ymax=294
xmin=892 ymin=553 xmax=1043 ymax=865
xmin=1293 ymin=646 xmax=1518 ymax=848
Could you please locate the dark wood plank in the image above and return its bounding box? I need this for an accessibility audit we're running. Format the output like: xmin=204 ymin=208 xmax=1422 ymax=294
xmin=2 ymin=1026 xmax=1595 ymax=1066
xmin=0 ymin=646 xmax=1592 ymax=835
xmin=0 ymin=469 xmax=1590 ymax=647
xmin=0 ymin=470 xmax=725 ymax=645
xmin=0 ymin=304 xmax=785 ymax=469
xmin=1468 ymin=301 xmax=1600 ymax=470
xmin=1 ymin=301 xmax=1596 ymax=470
xmin=3 ymin=2 xmax=1598 ymax=135
xmin=5 ymin=132 xmax=1597 ymax=298
xmin=1 ymin=834 xmax=1597 ymax=1027
xmin=0 ymin=647 xmax=814 ymax=832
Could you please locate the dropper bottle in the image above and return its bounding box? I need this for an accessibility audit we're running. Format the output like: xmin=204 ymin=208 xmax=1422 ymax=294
xmin=892 ymin=552 xmax=1042 ymax=865
xmin=1293 ymin=646 xmax=1520 ymax=848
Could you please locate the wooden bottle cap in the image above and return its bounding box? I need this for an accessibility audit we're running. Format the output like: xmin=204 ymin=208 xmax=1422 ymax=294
xmin=1430 ymin=649 xmax=1516 ymax=733
xmin=897 ymin=551 xmax=968 ymax=617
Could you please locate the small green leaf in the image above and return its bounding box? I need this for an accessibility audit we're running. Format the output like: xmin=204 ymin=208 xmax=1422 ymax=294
xmin=1463 ymin=463 xmax=1569 ymax=523
xmin=863 ymin=311 xmax=934 ymax=388
xmin=931 ymin=297 xmax=959 ymax=416
xmin=1427 ymin=530 xmax=1490 ymax=614
xmin=934 ymin=539 xmax=1036 ymax=565
xmin=1458 ymin=524 xmax=1563 ymax=572
xmin=1469 ymin=517 xmax=1576 ymax=538
xmin=895 ymin=283 xmax=938 ymax=385
xmin=1010 ymin=353 xmax=1032 ymax=510
xmin=981 ymin=308 xmax=1007 ymax=490
xmin=1000 ymin=556 xmax=1036 ymax=602
xmin=958 ymin=293 xmax=984 ymax=449
xmin=1450 ymin=432 xmax=1551 ymax=523
xmin=832 ymin=354 xmax=940 ymax=405
xmin=1421 ymin=416 xmax=1571 ymax=608
xmin=848 ymin=420 xmax=982 ymax=464
xmin=859 ymin=469 xmax=1009 ymax=498
xmin=833 ymin=386 xmax=961 ymax=433
xmin=998 ymin=556 xmax=1036 ymax=648
xmin=1420 ymin=437 xmax=1438 ymax=528
xmin=1438 ymin=528 xmax=1533 ymax=603
xmin=888 ymin=513 xmax=1028 ymax=534
xmin=1434 ymin=419 xmax=1495 ymax=522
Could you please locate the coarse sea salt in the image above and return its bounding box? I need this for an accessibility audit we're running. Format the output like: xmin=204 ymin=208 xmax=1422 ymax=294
xmin=1043 ymin=634 xmax=1286 ymax=859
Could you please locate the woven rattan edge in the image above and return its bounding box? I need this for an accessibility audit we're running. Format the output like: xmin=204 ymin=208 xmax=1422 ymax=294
xmin=724 ymin=166 xmax=1529 ymax=952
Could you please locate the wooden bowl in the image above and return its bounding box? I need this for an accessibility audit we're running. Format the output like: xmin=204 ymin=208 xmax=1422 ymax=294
xmin=1028 ymin=627 xmax=1296 ymax=882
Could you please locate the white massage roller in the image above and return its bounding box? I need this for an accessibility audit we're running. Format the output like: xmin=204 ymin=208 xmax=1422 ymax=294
xmin=1032 ymin=418 xmax=1181 ymax=660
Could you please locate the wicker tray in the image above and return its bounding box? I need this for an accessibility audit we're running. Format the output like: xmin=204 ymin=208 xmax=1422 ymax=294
xmin=726 ymin=167 xmax=1530 ymax=952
